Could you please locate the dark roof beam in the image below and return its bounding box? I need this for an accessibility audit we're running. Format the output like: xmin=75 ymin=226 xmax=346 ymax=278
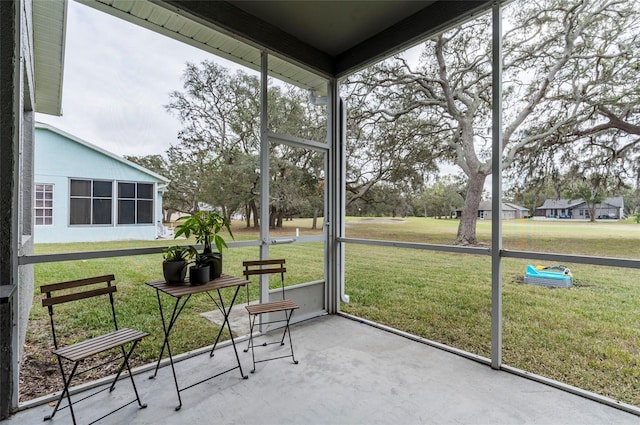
xmin=335 ymin=0 xmax=494 ymax=77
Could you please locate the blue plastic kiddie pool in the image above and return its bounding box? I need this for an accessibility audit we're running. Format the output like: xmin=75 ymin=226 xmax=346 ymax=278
xmin=524 ymin=264 xmax=573 ymax=288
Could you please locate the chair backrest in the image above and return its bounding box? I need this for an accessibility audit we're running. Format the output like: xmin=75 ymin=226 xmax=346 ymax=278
xmin=41 ymin=275 xmax=119 ymax=349
xmin=243 ymin=259 xmax=287 ymax=301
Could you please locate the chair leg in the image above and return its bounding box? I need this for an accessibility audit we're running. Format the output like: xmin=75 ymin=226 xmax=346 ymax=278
xmin=279 ymin=312 xmax=290 ymax=346
xmin=278 ymin=309 xmax=298 ymax=364
xmin=244 ymin=312 xmax=251 ymax=353
xmin=115 ymin=341 xmax=147 ymax=409
xmin=248 ymin=314 xmax=258 ymax=373
xmin=284 ymin=310 xmax=298 ymax=365
xmin=46 ymin=343 xmax=146 ymax=425
xmin=244 ymin=312 xmax=267 ymax=351
xmin=45 ymin=359 xmax=79 ymax=424
xmin=275 ymin=311 xmax=296 ymax=352
xmin=246 ymin=310 xmax=299 ymax=372
xmin=110 ymin=344 xmax=130 ymax=392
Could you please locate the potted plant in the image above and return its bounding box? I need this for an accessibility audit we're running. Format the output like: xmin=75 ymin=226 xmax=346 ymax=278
xmin=162 ymin=245 xmax=197 ymax=284
xmin=174 ymin=211 xmax=234 ymax=279
xmin=189 ymin=254 xmax=211 ymax=286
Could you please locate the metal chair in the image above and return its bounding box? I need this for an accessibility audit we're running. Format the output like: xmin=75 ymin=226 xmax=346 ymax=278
xmin=243 ymin=259 xmax=299 ymax=373
xmin=41 ymin=275 xmax=148 ymax=424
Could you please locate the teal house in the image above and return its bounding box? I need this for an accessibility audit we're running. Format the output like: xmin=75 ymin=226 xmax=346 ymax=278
xmin=34 ymin=122 xmax=169 ymax=243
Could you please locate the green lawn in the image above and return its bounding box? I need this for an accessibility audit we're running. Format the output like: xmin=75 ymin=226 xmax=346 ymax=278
xmin=346 ymin=216 xmax=640 ymax=257
xmin=25 ymin=217 xmax=640 ymax=406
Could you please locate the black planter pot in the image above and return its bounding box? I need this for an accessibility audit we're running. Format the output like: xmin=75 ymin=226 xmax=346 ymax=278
xmin=163 ymin=260 xmax=187 ymax=284
xmin=189 ymin=265 xmax=210 ymax=285
xmin=200 ymin=252 xmax=223 ymax=279
xmin=210 ymin=252 xmax=222 ymax=279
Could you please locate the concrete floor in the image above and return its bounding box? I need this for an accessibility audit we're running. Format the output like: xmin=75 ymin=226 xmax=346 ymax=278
xmin=8 ymin=315 xmax=640 ymax=425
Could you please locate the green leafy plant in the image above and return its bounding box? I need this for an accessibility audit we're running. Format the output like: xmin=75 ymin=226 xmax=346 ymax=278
xmin=162 ymin=245 xmax=197 ymax=262
xmin=194 ymin=253 xmax=211 ymax=267
xmin=174 ymin=211 xmax=234 ymax=253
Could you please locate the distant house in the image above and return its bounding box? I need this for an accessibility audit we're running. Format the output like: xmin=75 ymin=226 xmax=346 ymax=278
xmin=34 ymin=122 xmax=169 ymax=243
xmin=455 ymin=201 xmax=530 ymax=220
xmin=534 ymin=197 xmax=624 ymax=220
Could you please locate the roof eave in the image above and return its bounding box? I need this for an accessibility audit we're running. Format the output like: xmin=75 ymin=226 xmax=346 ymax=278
xmin=33 ymin=0 xmax=67 ymax=116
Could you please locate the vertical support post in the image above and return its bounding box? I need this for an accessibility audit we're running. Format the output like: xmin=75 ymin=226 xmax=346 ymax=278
xmin=0 ymin=0 xmax=20 ymax=418
xmin=0 ymin=287 xmax=16 ymax=420
xmin=490 ymin=2 xmax=503 ymax=370
xmin=259 ymin=51 xmax=269 ymax=307
xmin=326 ymin=78 xmax=341 ymax=313
xmin=337 ymin=97 xmax=348 ymax=305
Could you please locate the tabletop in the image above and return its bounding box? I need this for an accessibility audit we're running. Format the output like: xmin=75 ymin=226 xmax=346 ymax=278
xmin=146 ymin=274 xmax=246 ymax=298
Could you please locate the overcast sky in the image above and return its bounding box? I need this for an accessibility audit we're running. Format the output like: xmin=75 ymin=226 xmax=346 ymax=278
xmin=34 ymin=1 xmax=426 ymax=163
xmin=35 ymin=0 xmax=242 ymax=158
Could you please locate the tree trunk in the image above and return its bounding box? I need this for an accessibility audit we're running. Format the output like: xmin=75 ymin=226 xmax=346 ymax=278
xmin=249 ymin=199 xmax=259 ymax=228
xmin=311 ymin=208 xmax=318 ymax=230
xmin=269 ymin=205 xmax=276 ymax=229
xmin=455 ymin=173 xmax=487 ymax=245
xmin=244 ymin=204 xmax=250 ymax=228
xmin=589 ymin=203 xmax=597 ymax=222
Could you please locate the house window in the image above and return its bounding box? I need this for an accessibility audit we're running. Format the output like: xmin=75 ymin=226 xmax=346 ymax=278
xmin=69 ymin=179 xmax=113 ymax=225
xmin=117 ymin=182 xmax=153 ymax=225
xmin=34 ymin=184 xmax=54 ymax=225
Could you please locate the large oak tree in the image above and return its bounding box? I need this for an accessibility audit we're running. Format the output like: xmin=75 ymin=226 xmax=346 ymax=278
xmin=344 ymin=0 xmax=639 ymax=244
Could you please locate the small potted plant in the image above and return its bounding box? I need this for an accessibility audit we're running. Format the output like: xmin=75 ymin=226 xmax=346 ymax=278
xmin=189 ymin=254 xmax=211 ymax=286
xmin=174 ymin=211 xmax=234 ymax=279
xmin=162 ymin=245 xmax=197 ymax=284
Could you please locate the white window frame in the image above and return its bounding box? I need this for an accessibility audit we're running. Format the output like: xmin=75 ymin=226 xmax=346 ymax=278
xmin=34 ymin=183 xmax=54 ymax=226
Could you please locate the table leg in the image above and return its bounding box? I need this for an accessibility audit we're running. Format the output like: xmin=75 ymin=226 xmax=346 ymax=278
xmin=206 ymin=293 xmax=225 ymax=356
xmin=149 ymin=292 xmax=192 ymax=411
xmin=213 ymin=286 xmax=247 ymax=379
xmin=150 ymin=292 xmax=183 ymax=377
xmin=150 ymin=290 xmax=170 ymax=378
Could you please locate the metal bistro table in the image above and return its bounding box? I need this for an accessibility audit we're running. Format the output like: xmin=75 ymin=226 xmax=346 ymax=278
xmin=146 ymin=275 xmax=248 ymax=410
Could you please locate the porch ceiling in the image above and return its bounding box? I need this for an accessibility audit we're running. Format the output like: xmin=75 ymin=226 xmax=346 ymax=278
xmin=33 ymin=0 xmax=493 ymax=113
xmin=157 ymin=0 xmax=496 ymax=79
